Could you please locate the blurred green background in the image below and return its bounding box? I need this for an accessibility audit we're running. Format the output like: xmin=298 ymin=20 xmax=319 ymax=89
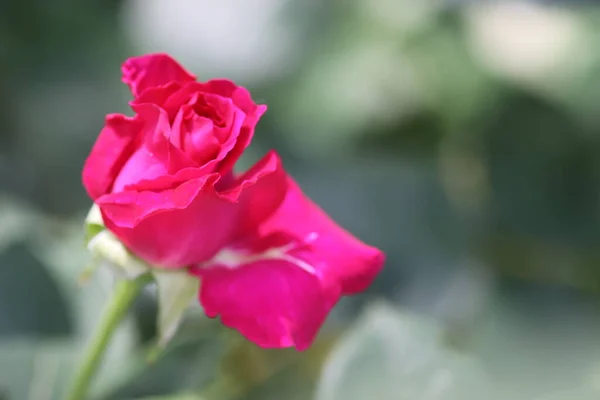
xmin=2 ymin=0 xmax=600 ymax=399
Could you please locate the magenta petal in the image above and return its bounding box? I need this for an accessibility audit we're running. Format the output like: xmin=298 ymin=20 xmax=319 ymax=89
xmin=82 ymin=114 xmax=143 ymax=200
xmin=224 ymin=150 xmax=288 ymax=238
xmin=122 ymin=53 xmax=196 ymax=97
xmin=132 ymin=103 xmax=198 ymax=173
xmin=95 ymin=152 xmax=288 ymax=268
xmin=97 ymin=174 xmax=238 ymax=267
xmin=217 ymin=104 xmax=267 ymax=175
xmin=193 ymin=175 xmax=383 ymax=350
xmin=290 ymin=181 xmax=384 ymax=295
xmin=130 ymin=81 xmax=182 ymax=113
xmin=196 ymin=259 xmax=331 ymax=350
xmin=262 ymin=179 xmax=385 ymax=296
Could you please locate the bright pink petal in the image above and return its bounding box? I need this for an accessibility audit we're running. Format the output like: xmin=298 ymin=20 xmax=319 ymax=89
xmin=217 ymin=104 xmax=267 ymax=175
xmin=169 ymin=80 xmax=259 ymax=115
xmin=214 ymin=83 xmax=267 ymax=174
xmin=223 ymin=151 xmax=288 ymax=237
xmin=122 ymin=53 xmax=196 ymax=97
xmin=169 ymin=93 xmax=247 ymax=169
xmin=82 ymin=114 xmax=143 ymax=200
xmin=192 ymin=176 xmax=383 ymax=350
xmin=262 ymin=179 xmax=385 ymax=295
xmin=96 ymin=152 xmax=287 ymax=267
xmin=111 ymin=145 xmax=170 ymax=193
xmin=195 ymin=259 xmax=332 ymax=350
xmin=162 ymin=80 xmax=266 ymax=174
xmin=132 ymin=103 xmax=198 ymax=173
xmin=109 ymin=104 xmax=198 ymax=192
xmin=130 ymin=81 xmax=182 ymax=112
xmin=98 ymin=174 xmax=237 ymax=267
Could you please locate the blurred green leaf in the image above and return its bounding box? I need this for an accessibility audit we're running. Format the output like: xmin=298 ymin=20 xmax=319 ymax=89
xmin=0 ymin=339 xmax=76 ymax=400
xmin=539 ymin=388 xmax=600 ymax=400
xmin=153 ymin=270 xmax=199 ymax=349
xmin=466 ymin=280 xmax=600 ymax=399
xmin=99 ymin=334 xmax=224 ymax=400
xmin=0 ymin=196 xmax=35 ymax=252
xmin=87 ymin=230 xmax=149 ymax=279
xmin=315 ymin=302 xmax=492 ymax=400
xmin=138 ymin=395 xmax=205 ymax=400
xmin=84 ymin=204 xmax=104 ymax=244
xmin=0 ymin=241 xmax=72 ymax=337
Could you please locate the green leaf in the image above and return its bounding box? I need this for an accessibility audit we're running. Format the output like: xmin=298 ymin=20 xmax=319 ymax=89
xmin=84 ymin=204 xmax=104 ymax=244
xmin=87 ymin=230 xmax=149 ymax=279
xmin=137 ymin=394 xmax=205 ymax=400
xmin=315 ymin=302 xmax=492 ymax=400
xmin=0 ymin=339 xmax=76 ymax=400
xmin=0 ymin=241 xmax=72 ymax=337
xmin=153 ymin=270 xmax=200 ymax=349
xmin=0 ymin=196 xmax=35 ymax=252
xmin=466 ymin=281 xmax=600 ymax=399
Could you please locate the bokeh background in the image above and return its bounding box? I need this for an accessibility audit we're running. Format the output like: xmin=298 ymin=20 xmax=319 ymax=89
xmin=2 ymin=0 xmax=600 ymax=399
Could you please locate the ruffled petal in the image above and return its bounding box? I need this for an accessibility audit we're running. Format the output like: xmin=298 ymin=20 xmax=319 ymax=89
xmin=223 ymin=151 xmax=288 ymax=238
xmin=261 ymin=179 xmax=385 ymax=295
xmin=132 ymin=103 xmax=198 ymax=173
xmin=193 ymin=176 xmax=383 ymax=350
xmin=97 ymin=174 xmax=235 ymax=267
xmin=82 ymin=114 xmax=143 ymax=200
xmin=122 ymin=53 xmax=196 ymax=97
xmin=195 ymin=258 xmax=331 ymax=350
xmin=130 ymin=81 xmax=182 ymax=114
xmin=162 ymin=80 xmax=266 ymax=174
xmin=96 ymin=152 xmax=288 ymax=268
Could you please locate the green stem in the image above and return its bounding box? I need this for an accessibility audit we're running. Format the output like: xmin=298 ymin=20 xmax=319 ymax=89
xmin=66 ymin=274 xmax=153 ymax=400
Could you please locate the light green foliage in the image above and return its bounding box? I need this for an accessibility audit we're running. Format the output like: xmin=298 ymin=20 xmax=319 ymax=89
xmin=316 ymin=303 xmax=492 ymax=400
xmin=153 ymin=270 xmax=200 ymax=349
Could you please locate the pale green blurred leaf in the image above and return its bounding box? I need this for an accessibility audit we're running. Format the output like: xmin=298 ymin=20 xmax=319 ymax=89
xmin=0 ymin=196 xmax=35 ymax=252
xmin=467 ymin=282 xmax=600 ymax=400
xmin=0 ymin=241 xmax=72 ymax=337
xmin=138 ymin=394 xmax=205 ymax=400
xmin=88 ymin=230 xmax=149 ymax=279
xmin=84 ymin=203 xmax=104 ymax=244
xmin=153 ymin=270 xmax=199 ymax=348
xmin=316 ymin=302 xmax=492 ymax=400
xmin=539 ymin=387 xmax=600 ymax=400
xmin=0 ymin=339 xmax=75 ymax=400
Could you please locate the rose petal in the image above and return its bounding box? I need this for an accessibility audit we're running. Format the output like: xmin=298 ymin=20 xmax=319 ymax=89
xmin=195 ymin=258 xmax=331 ymax=350
xmin=98 ymin=174 xmax=236 ymax=267
xmin=130 ymin=81 xmax=182 ymax=115
xmin=262 ymin=179 xmax=385 ymax=295
xmin=96 ymin=152 xmax=288 ymax=267
xmin=82 ymin=114 xmax=143 ymax=200
xmin=192 ymin=175 xmax=383 ymax=350
xmin=217 ymin=104 xmax=267 ymax=175
xmin=111 ymin=145 xmax=170 ymax=193
xmin=122 ymin=53 xmax=196 ymax=97
xmin=202 ymin=81 xmax=268 ymax=174
xmin=223 ymin=150 xmax=288 ymax=238
xmin=132 ymin=103 xmax=198 ymax=173
xmin=172 ymin=80 xmax=258 ymax=115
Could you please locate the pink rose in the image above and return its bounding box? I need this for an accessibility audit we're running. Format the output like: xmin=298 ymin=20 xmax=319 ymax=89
xmin=83 ymin=54 xmax=287 ymax=267
xmin=82 ymin=54 xmax=384 ymax=350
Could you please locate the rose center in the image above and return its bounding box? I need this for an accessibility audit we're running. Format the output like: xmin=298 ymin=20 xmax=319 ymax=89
xmin=192 ymin=96 xmax=227 ymax=128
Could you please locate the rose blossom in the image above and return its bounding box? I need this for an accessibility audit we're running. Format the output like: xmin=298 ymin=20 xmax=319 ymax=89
xmin=83 ymin=54 xmax=287 ymax=267
xmin=82 ymin=54 xmax=384 ymax=350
